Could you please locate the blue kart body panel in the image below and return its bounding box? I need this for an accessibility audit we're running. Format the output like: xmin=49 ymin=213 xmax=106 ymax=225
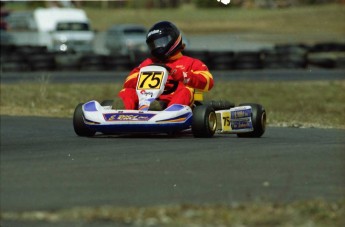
xmin=82 ymin=100 xmax=193 ymax=134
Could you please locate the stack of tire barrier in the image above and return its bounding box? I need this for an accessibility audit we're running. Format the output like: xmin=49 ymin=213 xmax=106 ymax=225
xmin=1 ymin=42 xmax=344 ymax=72
xmin=54 ymin=52 xmax=83 ymax=71
xmin=0 ymin=45 xmax=136 ymax=72
xmin=307 ymin=42 xmax=345 ymax=68
xmin=185 ymin=42 xmax=344 ymax=70
xmin=1 ymin=45 xmax=56 ymax=72
xmin=1 ymin=45 xmax=50 ymax=71
xmin=188 ymin=50 xmax=263 ymax=70
xmin=55 ymin=53 xmax=135 ymax=71
xmin=261 ymin=44 xmax=308 ymax=69
xmin=0 ymin=45 xmax=28 ymax=72
xmin=185 ymin=48 xmax=306 ymax=70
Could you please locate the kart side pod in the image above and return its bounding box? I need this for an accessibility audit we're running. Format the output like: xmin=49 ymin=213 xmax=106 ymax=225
xmin=215 ymin=103 xmax=266 ymax=137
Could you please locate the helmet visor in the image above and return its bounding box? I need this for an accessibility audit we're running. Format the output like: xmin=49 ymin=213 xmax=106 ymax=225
xmin=147 ymin=35 xmax=172 ymax=51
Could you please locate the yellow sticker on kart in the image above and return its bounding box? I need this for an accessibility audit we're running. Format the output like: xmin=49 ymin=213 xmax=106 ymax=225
xmin=137 ymin=71 xmax=164 ymax=90
xmin=221 ymin=111 xmax=231 ymax=131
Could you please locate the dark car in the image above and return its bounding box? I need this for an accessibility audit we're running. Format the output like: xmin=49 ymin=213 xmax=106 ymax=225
xmin=104 ymin=24 xmax=148 ymax=56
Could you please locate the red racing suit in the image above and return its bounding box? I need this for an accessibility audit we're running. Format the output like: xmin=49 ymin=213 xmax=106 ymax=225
xmin=118 ymin=52 xmax=214 ymax=110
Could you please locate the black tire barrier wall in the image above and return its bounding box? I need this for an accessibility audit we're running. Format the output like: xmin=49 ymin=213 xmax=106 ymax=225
xmin=1 ymin=42 xmax=344 ymax=72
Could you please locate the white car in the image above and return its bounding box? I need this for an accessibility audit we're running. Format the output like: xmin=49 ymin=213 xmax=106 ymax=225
xmin=5 ymin=8 xmax=95 ymax=53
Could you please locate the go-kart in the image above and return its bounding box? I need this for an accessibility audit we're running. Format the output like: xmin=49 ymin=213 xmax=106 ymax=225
xmin=73 ymin=65 xmax=266 ymax=138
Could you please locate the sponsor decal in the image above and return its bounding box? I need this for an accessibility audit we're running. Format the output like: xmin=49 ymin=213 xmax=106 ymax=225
xmin=147 ymin=29 xmax=160 ymax=37
xmin=231 ymin=120 xmax=252 ymax=130
xmin=175 ymin=65 xmax=185 ymax=70
xmin=231 ymin=109 xmax=251 ymax=119
xmin=140 ymin=90 xmax=154 ymax=97
xmin=103 ymin=113 xmax=155 ymax=121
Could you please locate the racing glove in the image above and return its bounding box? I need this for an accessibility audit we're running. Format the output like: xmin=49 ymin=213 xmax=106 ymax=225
xmin=170 ymin=67 xmax=190 ymax=84
xmin=152 ymin=63 xmax=190 ymax=84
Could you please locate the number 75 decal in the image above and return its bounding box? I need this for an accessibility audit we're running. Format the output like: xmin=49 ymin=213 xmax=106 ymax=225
xmin=137 ymin=71 xmax=164 ymax=90
xmin=222 ymin=112 xmax=231 ymax=131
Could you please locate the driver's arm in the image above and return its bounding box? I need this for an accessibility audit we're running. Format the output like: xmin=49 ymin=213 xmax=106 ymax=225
xmin=168 ymin=58 xmax=214 ymax=92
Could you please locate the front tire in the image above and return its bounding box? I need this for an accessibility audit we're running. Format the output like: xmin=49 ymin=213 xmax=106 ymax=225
xmin=192 ymin=105 xmax=217 ymax=138
xmin=73 ymin=103 xmax=96 ymax=137
xmin=237 ymin=103 xmax=266 ymax=138
xmin=100 ymin=100 xmax=114 ymax=107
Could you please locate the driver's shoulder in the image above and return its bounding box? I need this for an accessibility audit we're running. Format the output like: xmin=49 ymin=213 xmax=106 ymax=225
xmin=138 ymin=58 xmax=155 ymax=68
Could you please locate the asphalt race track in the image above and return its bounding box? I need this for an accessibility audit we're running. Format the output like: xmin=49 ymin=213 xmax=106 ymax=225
xmin=1 ymin=68 xmax=345 ymax=226
xmin=1 ymin=116 xmax=345 ymax=213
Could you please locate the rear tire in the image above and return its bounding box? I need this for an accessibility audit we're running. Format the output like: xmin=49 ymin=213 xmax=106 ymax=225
xmin=192 ymin=105 xmax=217 ymax=138
xmin=100 ymin=100 xmax=114 ymax=106
xmin=237 ymin=103 xmax=266 ymax=138
xmin=205 ymin=100 xmax=235 ymax=110
xmin=73 ymin=103 xmax=96 ymax=137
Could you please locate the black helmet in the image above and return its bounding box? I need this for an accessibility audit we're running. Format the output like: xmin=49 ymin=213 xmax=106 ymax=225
xmin=146 ymin=21 xmax=183 ymax=61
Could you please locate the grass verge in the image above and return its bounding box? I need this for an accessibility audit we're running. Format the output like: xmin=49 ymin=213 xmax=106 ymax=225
xmin=85 ymin=4 xmax=345 ymax=38
xmin=1 ymin=200 xmax=344 ymax=226
xmin=1 ymin=80 xmax=344 ymax=129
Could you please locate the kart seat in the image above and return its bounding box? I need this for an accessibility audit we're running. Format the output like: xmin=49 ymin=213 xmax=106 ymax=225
xmin=194 ymin=90 xmax=204 ymax=102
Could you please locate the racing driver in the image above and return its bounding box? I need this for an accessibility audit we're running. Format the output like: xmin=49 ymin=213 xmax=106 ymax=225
xmin=114 ymin=21 xmax=214 ymax=110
